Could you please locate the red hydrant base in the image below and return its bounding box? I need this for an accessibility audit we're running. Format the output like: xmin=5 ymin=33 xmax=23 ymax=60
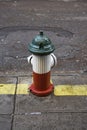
xmin=29 ymin=84 xmax=54 ymax=97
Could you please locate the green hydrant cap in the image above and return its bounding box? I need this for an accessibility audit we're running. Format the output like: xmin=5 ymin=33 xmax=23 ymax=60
xmin=28 ymin=31 xmax=55 ymax=55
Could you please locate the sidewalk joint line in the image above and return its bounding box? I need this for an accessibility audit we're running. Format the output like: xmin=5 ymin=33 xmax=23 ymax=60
xmin=12 ymin=111 xmax=87 ymax=116
xmin=10 ymin=77 xmax=18 ymax=130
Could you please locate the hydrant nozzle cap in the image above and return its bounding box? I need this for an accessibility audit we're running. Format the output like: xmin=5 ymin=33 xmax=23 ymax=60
xmin=39 ymin=31 xmax=43 ymax=36
xmin=28 ymin=31 xmax=55 ymax=55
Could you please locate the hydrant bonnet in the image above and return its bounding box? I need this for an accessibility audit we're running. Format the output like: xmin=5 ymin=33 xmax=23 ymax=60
xmin=28 ymin=31 xmax=55 ymax=55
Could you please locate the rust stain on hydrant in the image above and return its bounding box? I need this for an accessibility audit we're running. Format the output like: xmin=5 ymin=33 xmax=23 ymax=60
xmin=27 ymin=31 xmax=57 ymax=96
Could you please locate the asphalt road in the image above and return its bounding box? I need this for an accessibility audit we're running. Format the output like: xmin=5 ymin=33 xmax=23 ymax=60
xmin=0 ymin=0 xmax=87 ymax=74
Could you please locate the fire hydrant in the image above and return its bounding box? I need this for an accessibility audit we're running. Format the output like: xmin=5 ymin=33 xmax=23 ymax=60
xmin=27 ymin=31 xmax=57 ymax=96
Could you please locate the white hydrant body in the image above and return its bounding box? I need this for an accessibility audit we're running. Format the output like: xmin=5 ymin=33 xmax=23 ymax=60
xmin=28 ymin=53 xmax=57 ymax=74
xmin=28 ymin=53 xmax=57 ymax=96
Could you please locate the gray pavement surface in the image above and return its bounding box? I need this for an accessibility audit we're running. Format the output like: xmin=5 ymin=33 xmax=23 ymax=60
xmin=0 ymin=0 xmax=87 ymax=130
xmin=0 ymin=1 xmax=87 ymax=74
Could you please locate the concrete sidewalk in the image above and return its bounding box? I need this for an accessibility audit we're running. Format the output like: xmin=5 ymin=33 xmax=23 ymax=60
xmin=0 ymin=0 xmax=87 ymax=130
xmin=0 ymin=75 xmax=87 ymax=130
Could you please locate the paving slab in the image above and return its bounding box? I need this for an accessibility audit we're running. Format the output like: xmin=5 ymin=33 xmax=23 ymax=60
xmin=0 ymin=115 xmax=11 ymax=130
xmin=0 ymin=77 xmax=17 ymax=114
xmin=13 ymin=113 xmax=87 ymax=130
xmin=15 ymin=94 xmax=87 ymax=114
xmin=16 ymin=76 xmax=32 ymax=94
xmin=15 ymin=75 xmax=87 ymax=114
xmin=52 ymin=75 xmax=87 ymax=85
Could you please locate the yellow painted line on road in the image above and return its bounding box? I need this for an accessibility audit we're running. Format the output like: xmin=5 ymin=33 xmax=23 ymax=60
xmin=0 ymin=84 xmax=30 ymax=95
xmin=0 ymin=84 xmax=16 ymax=94
xmin=54 ymin=85 xmax=87 ymax=96
xmin=17 ymin=84 xmax=29 ymax=94
xmin=0 ymin=84 xmax=87 ymax=95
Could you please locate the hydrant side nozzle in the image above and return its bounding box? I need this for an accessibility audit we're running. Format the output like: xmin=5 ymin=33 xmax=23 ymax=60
xmin=27 ymin=55 xmax=33 ymax=64
xmin=51 ymin=53 xmax=57 ymax=68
